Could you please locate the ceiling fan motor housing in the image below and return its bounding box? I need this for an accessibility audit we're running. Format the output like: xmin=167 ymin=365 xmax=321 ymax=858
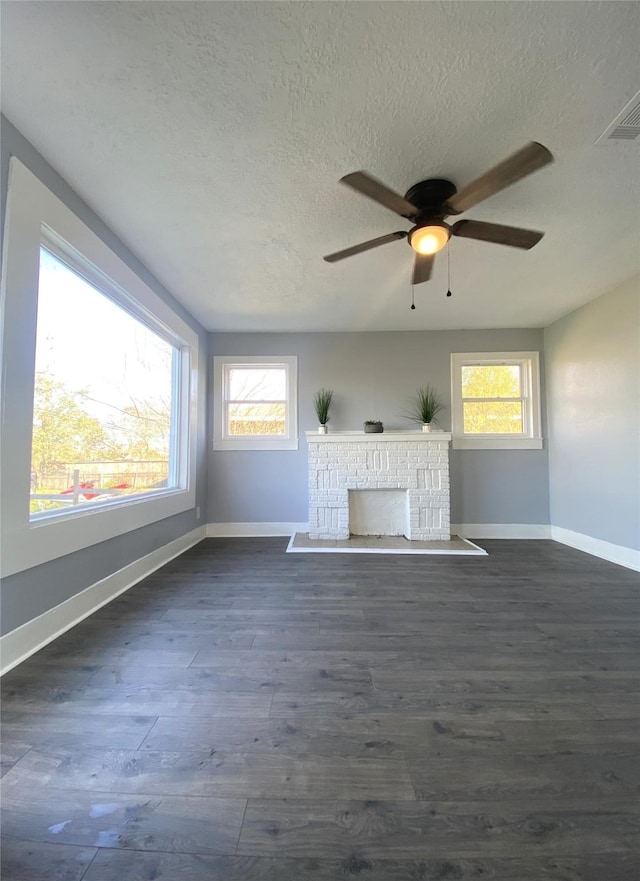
xmin=404 ymin=178 xmax=457 ymax=220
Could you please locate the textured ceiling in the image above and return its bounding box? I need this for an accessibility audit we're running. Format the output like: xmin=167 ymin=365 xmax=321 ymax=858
xmin=1 ymin=1 xmax=638 ymax=331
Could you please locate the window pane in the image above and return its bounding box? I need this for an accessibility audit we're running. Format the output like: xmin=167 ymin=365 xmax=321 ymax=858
xmin=30 ymin=248 xmax=176 ymax=518
xmin=228 ymin=402 xmax=286 ymax=436
xmin=461 ymin=364 xmax=521 ymax=398
xmin=463 ymin=401 xmax=523 ymax=434
xmin=229 ymin=367 xmax=286 ymax=401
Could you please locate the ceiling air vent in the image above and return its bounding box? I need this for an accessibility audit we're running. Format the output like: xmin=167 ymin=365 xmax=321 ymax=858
xmin=595 ymin=89 xmax=640 ymax=143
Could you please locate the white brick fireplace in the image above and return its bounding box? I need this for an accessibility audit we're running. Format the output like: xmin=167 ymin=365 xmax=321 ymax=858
xmin=306 ymin=431 xmax=451 ymax=541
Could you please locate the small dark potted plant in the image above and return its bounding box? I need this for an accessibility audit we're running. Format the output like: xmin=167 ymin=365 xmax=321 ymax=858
xmin=403 ymin=385 xmax=444 ymax=432
xmin=313 ymin=388 xmax=333 ymax=434
xmin=363 ymin=419 xmax=384 ymax=433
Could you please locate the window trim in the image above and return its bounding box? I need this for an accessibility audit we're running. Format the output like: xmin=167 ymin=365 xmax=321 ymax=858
xmin=212 ymin=355 xmax=298 ymax=451
xmin=0 ymin=158 xmax=199 ymax=577
xmin=450 ymin=351 xmax=543 ymax=450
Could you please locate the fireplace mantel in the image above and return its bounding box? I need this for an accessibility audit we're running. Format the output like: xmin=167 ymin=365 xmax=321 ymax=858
xmin=306 ymin=430 xmax=452 ymax=442
xmin=306 ymin=431 xmax=451 ymax=541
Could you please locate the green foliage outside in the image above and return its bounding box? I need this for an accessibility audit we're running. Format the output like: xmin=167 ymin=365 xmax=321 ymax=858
xmin=229 ymin=419 xmax=285 ymax=435
xmin=31 ymin=375 xmax=121 ymax=476
xmin=461 ymin=365 xmax=523 ymax=434
xmin=228 ymin=402 xmax=286 ymax=436
xmin=30 ymin=373 xmax=171 ymax=513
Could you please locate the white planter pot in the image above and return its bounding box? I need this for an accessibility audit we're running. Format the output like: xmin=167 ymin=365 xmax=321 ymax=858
xmin=422 ymin=423 xmax=432 ymax=433
xmin=318 ymin=425 xmax=328 ymax=434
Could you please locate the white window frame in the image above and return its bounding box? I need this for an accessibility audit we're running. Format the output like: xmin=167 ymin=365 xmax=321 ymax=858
xmin=451 ymin=351 xmax=543 ymax=450
xmin=0 ymin=159 xmax=199 ymax=577
xmin=213 ymin=355 xmax=298 ymax=451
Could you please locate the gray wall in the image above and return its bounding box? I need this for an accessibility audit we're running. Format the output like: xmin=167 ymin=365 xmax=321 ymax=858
xmin=544 ymin=276 xmax=640 ymax=550
xmin=209 ymin=330 xmax=550 ymax=526
xmin=0 ymin=116 xmax=208 ymax=635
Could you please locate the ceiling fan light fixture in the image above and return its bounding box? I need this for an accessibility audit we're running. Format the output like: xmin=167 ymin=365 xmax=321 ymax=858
xmin=409 ymin=223 xmax=450 ymax=255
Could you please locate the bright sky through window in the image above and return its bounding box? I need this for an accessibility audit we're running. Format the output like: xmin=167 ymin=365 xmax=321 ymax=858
xmin=36 ymin=249 xmax=173 ymax=418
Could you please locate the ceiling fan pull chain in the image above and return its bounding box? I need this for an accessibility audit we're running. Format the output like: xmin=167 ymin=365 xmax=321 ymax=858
xmin=446 ymin=242 xmax=452 ymax=297
xmin=411 ymin=283 xmax=416 ymax=310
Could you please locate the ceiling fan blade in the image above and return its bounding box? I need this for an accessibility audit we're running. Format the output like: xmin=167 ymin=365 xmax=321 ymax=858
xmin=323 ymin=231 xmax=408 ymax=262
xmin=412 ymin=252 xmax=435 ymax=285
xmin=451 ymin=219 xmax=544 ymax=249
xmin=340 ymin=171 xmax=419 ymax=219
xmin=444 ymin=142 xmax=553 ymax=215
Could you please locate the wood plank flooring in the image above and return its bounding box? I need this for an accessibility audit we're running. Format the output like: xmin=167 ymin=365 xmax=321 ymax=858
xmin=1 ymin=537 xmax=638 ymax=880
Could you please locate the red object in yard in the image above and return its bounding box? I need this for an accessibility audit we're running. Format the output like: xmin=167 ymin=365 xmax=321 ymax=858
xmin=59 ymin=481 xmax=131 ymax=501
xmin=60 ymin=481 xmax=97 ymax=499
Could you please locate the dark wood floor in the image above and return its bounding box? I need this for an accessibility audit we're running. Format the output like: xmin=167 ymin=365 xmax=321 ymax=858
xmin=1 ymin=538 xmax=639 ymax=880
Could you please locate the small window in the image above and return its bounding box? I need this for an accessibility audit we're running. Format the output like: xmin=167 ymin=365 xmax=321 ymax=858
xmin=451 ymin=352 xmax=542 ymax=449
xmin=213 ymin=356 xmax=298 ymax=450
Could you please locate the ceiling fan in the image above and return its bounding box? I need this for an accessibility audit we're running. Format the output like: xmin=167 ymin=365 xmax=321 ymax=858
xmin=323 ymin=142 xmax=554 ymax=284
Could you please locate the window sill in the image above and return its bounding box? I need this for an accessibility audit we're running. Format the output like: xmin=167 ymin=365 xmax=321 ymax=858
xmin=452 ymin=437 xmax=544 ymax=450
xmin=2 ymin=487 xmax=195 ymax=578
xmin=213 ymin=438 xmax=299 ymax=452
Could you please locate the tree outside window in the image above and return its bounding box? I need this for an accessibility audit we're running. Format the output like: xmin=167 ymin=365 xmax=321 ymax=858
xmin=451 ymin=352 xmax=542 ymax=449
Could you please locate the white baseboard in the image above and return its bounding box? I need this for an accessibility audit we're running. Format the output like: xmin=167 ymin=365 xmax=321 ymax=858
xmin=550 ymin=526 xmax=640 ymax=572
xmin=206 ymin=522 xmax=551 ymax=540
xmin=0 ymin=526 xmax=206 ymax=676
xmin=452 ymin=523 xmax=551 ymax=539
xmin=206 ymin=522 xmax=307 ymax=538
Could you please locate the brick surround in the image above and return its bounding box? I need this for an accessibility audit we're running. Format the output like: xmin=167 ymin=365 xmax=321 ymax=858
xmin=306 ymin=431 xmax=451 ymax=541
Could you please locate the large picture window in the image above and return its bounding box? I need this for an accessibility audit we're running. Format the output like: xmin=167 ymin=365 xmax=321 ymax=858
xmin=31 ymin=246 xmax=180 ymax=518
xmin=451 ymin=352 xmax=542 ymax=449
xmin=1 ymin=159 xmax=198 ymax=576
xmin=213 ymin=356 xmax=298 ymax=450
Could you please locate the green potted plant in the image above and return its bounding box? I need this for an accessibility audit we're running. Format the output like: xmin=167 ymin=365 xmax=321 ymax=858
xmin=403 ymin=385 xmax=444 ymax=432
xmin=363 ymin=419 xmax=384 ymax=433
xmin=313 ymin=388 xmax=333 ymax=434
